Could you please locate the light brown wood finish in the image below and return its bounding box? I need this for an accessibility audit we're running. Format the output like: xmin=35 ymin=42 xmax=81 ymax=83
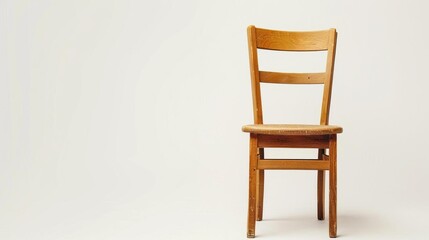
xmin=257 ymin=134 xmax=330 ymax=148
xmin=242 ymin=124 xmax=342 ymax=136
xmin=321 ymin=29 xmax=337 ymax=125
xmin=247 ymin=26 xmax=263 ymax=124
xmin=256 ymin=148 xmax=264 ymax=221
xmin=244 ymin=25 xmax=341 ymax=238
xmin=259 ymin=71 xmax=326 ymax=84
xmin=317 ymin=149 xmax=326 ymax=220
xmin=258 ymin=159 xmax=329 ymax=170
xmin=247 ymin=134 xmax=258 ymax=238
xmin=255 ymin=28 xmax=330 ymax=51
xmin=329 ymin=135 xmax=337 ymax=238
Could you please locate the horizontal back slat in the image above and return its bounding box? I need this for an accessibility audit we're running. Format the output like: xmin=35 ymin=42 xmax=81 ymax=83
xmin=259 ymin=71 xmax=325 ymax=84
xmin=256 ymin=28 xmax=330 ymax=51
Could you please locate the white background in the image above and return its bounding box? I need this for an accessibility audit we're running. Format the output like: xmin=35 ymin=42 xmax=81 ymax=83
xmin=1 ymin=0 xmax=429 ymax=239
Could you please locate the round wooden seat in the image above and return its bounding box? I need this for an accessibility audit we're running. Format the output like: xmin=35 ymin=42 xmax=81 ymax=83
xmin=242 ymin=124 xmax=343 ymax=136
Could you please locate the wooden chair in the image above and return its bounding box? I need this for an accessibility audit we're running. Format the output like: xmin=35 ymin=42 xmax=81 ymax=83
xmin=242 ymin=26 xmax=342 ymax=238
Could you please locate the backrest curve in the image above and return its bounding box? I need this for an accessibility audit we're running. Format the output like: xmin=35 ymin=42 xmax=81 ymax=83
xmin=246 ymin=26 xmax=338 ymax=126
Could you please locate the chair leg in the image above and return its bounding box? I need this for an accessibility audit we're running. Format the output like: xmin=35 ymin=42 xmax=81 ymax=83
xmin=256 ymin=169 xmax=264 ymax=221
xmin=317 ymin=148 xmax=325 ymax=220
xmin=329 ymin=135 xmax=337 ymax=238
xmin=247 ymin=134 xmax=258 ymax=238
xmin=256 ymin=148 xmax=265 ymax=221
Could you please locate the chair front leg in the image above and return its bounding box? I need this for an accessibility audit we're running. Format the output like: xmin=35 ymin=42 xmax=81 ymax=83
xmin=317 ymin=149 xmax=325 ymax=220
xmin=329 ymin=135 xmax=337 ymax=238
xmin=247 ymin=134 xmax=258 ymax=238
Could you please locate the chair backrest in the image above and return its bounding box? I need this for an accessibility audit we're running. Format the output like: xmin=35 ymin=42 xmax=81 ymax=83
xmin=247 ymin=25 xmax=337 ymax=125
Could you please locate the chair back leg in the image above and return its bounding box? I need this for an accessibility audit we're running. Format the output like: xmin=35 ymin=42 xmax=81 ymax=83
xmin=317 ymin=149 xmax=326 ymax=220
xmin=256 ymin=148 xmax=265 ymax=221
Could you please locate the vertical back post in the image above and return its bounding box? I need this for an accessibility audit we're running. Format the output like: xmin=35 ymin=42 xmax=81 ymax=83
xmin=320 ymin=29 xmax=337 ymax=125
xmin=247 ymin=25 xmax=263 ymax=124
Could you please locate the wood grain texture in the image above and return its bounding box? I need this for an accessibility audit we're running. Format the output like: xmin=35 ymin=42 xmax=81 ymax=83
xmin=329 ymin=135 xmax=337 ymax=238
xmin=256 ymin=28 xmax=330 ymax=51
xmin=317 ymin=149 xmax=326 ymax=220
xmin=247 ymin=26 xmax=263 ymax=124
xmin=320 ymin=29 xmax=337 ymax=125
xmin=244 ymin=25 xmax=341 ymax=238
xmin=259 ymin=71 xmax=325 ymax=84
xmin=256 ymin=148 xmax=265 ymax=221
xmin=258 ymin=159 xmax=329 ymax=170
xmin=247 ymin=134 xmax=258 ymax=238
xmin=257 ymin=134 xmax=330 ymax=148
xmin=242 ymin=124 xmax=342 ymax=136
